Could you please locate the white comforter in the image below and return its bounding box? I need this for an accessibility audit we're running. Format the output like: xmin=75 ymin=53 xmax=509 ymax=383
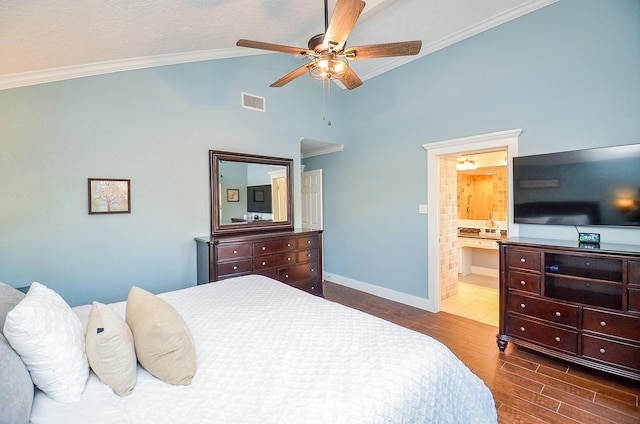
xmin=31 ymin=275 xmax=497 ymax=423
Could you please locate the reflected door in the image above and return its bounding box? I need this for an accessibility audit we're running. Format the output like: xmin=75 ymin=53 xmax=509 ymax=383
xmin=271 ymin=176 xmax=288 ymax=222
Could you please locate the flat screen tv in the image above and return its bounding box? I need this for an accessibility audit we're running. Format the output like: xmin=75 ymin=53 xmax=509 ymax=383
xmin=247 ymin=185 xmax=272 ymax=213
xmin=513 ymin=143 xmax=640 ymax=227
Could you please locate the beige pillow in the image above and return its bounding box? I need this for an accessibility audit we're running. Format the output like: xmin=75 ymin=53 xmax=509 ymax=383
xmin=126 ymin=286 xmax=196 ymax=385
xmin=86 ymin=302 xmax=137 ymax=396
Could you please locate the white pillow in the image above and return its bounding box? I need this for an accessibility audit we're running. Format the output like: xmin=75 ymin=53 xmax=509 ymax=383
xmin=3 ymin=282 xmax=89 ymax=403
xmin=86 ymin=301 xmax=137 ymax=396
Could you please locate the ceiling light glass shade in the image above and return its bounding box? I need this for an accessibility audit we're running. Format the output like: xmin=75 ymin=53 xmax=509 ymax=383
xmin=309 ymin=53 xmax=348 ymax=80
xmin=456 ymin=159 xmax=476 ymax=170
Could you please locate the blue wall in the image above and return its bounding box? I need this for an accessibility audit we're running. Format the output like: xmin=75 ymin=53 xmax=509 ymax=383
xmin=1 ymin=0 xmax=639 ymax=306
xmin=0 ymin=55 xmax=346 ymax=306
xmin=304 ymin=0 xmax=640 ymax=298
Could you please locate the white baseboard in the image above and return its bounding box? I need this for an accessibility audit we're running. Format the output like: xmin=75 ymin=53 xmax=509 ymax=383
xmin=323 ymin=271 xmax=436 ymax=312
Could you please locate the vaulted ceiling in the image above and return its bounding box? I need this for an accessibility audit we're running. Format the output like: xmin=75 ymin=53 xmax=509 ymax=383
xmin=0 ymin=0 xmax=557 ymax=91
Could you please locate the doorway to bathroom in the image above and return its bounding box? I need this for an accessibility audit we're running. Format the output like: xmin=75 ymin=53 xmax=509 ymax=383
xmin=440 ymin=150 xmax=507 ymax=326
xmin=423 ymin=129 xmax=521 ymax=322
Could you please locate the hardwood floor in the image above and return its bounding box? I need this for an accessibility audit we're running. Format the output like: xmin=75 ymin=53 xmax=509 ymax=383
xmin=322 ymin=281 xmax=640 ymax=424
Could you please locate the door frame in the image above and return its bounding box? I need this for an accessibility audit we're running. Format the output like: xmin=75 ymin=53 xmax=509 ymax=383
xmin=423 ymin=129 xmax=521 ymax=312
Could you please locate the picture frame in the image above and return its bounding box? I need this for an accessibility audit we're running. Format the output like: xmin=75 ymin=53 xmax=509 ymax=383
xmin=88 ymin=178 xmax=131 ymax=214
xmin=226 ymin=188 xmax=240 ymax=202
xmin=253 ymin=189 xmax=265 ymax=202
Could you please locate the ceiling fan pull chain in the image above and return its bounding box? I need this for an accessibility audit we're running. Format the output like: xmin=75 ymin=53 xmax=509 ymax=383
xmin=322 ymin=79 xmax=327 ymax=123
xmin=327 ymin=80 xmax=332 ymax=126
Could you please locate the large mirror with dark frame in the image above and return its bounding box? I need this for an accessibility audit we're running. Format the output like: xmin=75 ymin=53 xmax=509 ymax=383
xmin=210 ymin=150 xmax=293 ymax=235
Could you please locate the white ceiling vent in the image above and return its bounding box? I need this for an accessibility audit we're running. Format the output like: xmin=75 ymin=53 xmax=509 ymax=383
xmin=241 ymin=92 xmax=266 ymax=112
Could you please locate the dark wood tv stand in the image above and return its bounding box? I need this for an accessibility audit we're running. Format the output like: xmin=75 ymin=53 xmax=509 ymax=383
xmin=497 ymin=238 xmax=640 ymax=381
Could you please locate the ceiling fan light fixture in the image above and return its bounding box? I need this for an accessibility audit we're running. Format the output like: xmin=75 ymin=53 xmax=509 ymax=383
xmin=309 ymin=53 xmax=348 ymax=80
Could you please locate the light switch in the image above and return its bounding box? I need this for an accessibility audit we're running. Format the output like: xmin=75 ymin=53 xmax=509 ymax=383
xmin=419 ymin=204 xmax=428 ymax=214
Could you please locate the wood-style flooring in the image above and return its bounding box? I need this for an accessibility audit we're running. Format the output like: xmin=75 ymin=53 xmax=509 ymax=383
xmin=322 ymin=281 xmax=640 ymax=424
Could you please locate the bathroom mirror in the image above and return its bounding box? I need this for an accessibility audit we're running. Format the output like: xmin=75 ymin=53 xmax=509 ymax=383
xmin=210 ymin=150 xmax=293 ymax=235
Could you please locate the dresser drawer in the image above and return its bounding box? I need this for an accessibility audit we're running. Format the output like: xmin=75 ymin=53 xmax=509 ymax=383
xmin=297 ymin=249 xmax=318 ymax=263
xmin=629 ymin=261 xmax=640 ymax=286
xmin=582 ymin=335 xmax=640 ymax=371
xmin=583 ymin=309 xmax=640 ymax=342
xmin=254 ymin=252 xmax=296 ymax=269
xmin=509 ymin=293 xmax=578 ymax=327
xmin=508 ymin=270 xmax=541 ymax=293
xmin=507 ymin=314 xmax=577 ymax=354
xmin=297 ymin=236 xmax=318 ymax=249
xmin=216 ymin=243 xmax=251 ymax=261
xmin=254 ymin=238 xmax=296 ymax=255
xmin=507 ymin=248 xmax=541 ymax=271
xmin=629 ymin=289 xmax=640 ymax=313
xmin=217 ymin=259 xmax=252 ymax=277
xmin=278 ymin=263 xmax=319 ymax=284
xmin=288 ymin=279 xmax=323 ymax=296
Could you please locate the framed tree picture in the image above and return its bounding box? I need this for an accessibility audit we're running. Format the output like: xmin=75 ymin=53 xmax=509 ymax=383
xmin=88 ymin=178 xmax=131 ymax=214
xmin=226 ymin=188 xmax=240 ymax=202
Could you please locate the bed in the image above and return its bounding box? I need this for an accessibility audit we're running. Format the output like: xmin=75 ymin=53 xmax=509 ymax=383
xmin=15 ymin=275 xmax=496 ymax=423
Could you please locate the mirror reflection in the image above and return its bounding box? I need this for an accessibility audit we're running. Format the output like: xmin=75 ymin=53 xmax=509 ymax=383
xmin=219 ymin=161 xmax=288 ymax=225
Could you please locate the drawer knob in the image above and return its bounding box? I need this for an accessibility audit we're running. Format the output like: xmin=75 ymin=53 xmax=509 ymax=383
xmin=307 ymin=240 xmax=311 ymax=244
xmin=262 ymin=247 xmax=266 ymax=251
xmin=307 ymin=253 xmax=311 ymax=257
xmin=520 ymin=326 xmax=525 ymax=332
xmin=520 ymin=280 xmax=526 ymax=286
xmin=287 ymin=243 xmax=291 ymax=247
xmin=555 ymin=337 xmax=561 ymax=342
xmin=520 ymin=258 xmax=526 ymax=263
xmin=555 ymin=311 xmax=561 ymax=317
xmin=262 ymin=261 xmax=266 ymax=266
xmin=284 ymin=274 xmax=289 ymax=279
xmin=599 ymin=348 xmax=606 ymax=354
xmin=600 ymin=321 xmax=606 ymax=327
xmin=287 ymin=257 xmax=291 ymax=261
xmin=520 ymin=303 xmax=526 ymax=309
xmin=233 ymin=250 xmax=237 ymax=254
xmin=310 ymin=268 xmax=315 ymax=272
xmin=233 ymin=266 xmax=238 ymax=270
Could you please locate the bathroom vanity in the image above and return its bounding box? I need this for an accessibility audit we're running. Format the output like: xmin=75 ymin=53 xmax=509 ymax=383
xmin=457 ymin=223 xmax=507 ymax=277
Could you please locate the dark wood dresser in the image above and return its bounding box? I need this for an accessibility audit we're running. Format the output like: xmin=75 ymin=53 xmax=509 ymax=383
xmin=497 ymin=238 xmax=640 ymax=381
xmin=195 ymin=229 xmax=323 ymax=296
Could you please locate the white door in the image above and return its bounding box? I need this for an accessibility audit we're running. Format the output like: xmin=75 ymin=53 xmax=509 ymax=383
xmin=301 ymin=169 xmax=323 ymax=230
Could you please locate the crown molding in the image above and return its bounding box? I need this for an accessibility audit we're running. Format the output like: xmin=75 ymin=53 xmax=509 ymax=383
xmin=300 ymin=137 xmax=345 ymax=159
xmin=357 ymin=0 xmax=558 ymax=81
xmin=1 ymin=0 xmax=557 ymax=91
xmin=0 ymin=47 xmax=262 ymax=91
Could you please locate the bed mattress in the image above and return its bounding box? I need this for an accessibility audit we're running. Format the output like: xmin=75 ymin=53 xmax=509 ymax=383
xmin=30 ymin=275 xmax=497 ymax=423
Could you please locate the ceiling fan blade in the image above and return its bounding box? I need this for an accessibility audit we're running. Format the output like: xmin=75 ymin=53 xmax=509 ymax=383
xmin=344 ymin=41 xmax=422 ymax=60
xmin=324 ymin=0 xmax=366 ymax=51
xmin=270 ymin=63 xmax=313 ymax=87
xmin=339 ymin=66 xmax=363 ymax=90
xmin=236 ymin=39 xmax=312 ymax=56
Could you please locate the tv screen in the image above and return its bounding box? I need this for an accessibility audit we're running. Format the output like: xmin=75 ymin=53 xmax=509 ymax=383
xmin=513 ymin=144 xmax=640 ymax=227
xmin=247 ymin=185 xmax=272 ymax=213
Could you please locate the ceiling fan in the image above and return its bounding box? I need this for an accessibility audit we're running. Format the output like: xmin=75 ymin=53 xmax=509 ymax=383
xmin=236 ymin=0 xmax=422 ymax=90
